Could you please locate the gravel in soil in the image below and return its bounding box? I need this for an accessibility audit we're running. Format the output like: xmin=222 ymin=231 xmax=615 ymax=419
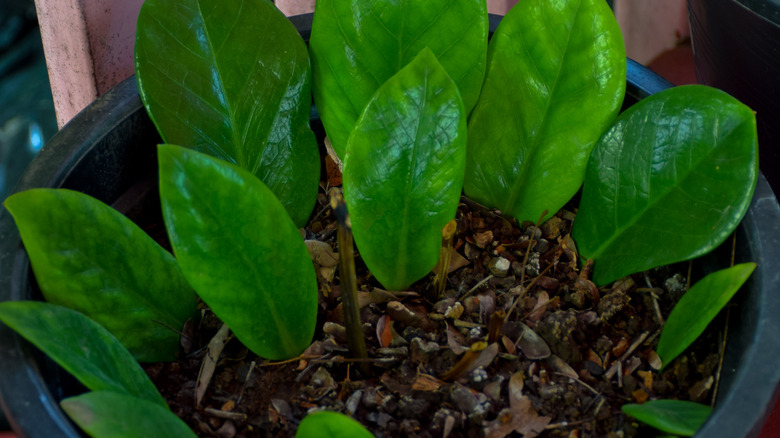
xmin=143 ymin=187 xmax=726 ymax=438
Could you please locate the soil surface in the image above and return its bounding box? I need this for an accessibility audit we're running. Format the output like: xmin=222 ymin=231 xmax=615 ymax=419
xmin=141 ymin=172 xmax=726 ymax=438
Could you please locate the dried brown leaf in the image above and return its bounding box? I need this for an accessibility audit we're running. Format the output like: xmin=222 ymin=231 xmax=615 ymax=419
xmin=546 ymin=355 xmax=578 ymax=379
xmin=196 ymin=323 xmax=231 ymax=407
xmin=432 ymin=247 xmax=470 ymax=274
xmin=376 ymin=315 xmax=394 ymax=348
xmin=516 ymin=322 xmax=551 ymax=360
xmin=447 ymin=324 xmax=470 ymax=355
xmin=527 ymin=291 xmax=550 ymax=322
xmin=305 ymin=240 xmax=339 ymax=268
xmin=486 ymin=373 xmax=551 ymax=438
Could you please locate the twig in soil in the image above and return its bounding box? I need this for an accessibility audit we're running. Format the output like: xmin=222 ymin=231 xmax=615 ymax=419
xmin=203 ymin=407 xmax=247 ymax=422
xmin=434 ymin=219 xmax=458 ymax=299
xmin=461 ymin=274 xmax=494 ymax=299
xmin=604 ymin=331 xmax=650 ymax=380
xmin=554 ymin=372 xmax=600 ymax=396
xmin=544 ymin=418 xmax=593 ymax=430
xmin=235 ymin=360 xmax=256 ymax=406
xmin=441 ymin=341 xmax=487 ymax=381
xmin=503 ymin=211 xmax=550 ymax=322
xmin=257 ymin=354 xmax=319 ymax=367
xmin=330 ymin=188 xmax=369 ymax=374
xmin=504 ymin=262 xmax=554 ymax=322
xmin=641 ymin=273 xmax=666 ymax=326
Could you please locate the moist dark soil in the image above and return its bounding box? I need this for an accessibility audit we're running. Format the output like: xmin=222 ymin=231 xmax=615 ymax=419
xmin=138 ymin=168 xmax=728 ymax=438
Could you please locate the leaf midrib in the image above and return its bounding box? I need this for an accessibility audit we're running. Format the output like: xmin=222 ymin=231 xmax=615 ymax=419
xmin=503 ymin=0 xmax=583 ymax=215
xmin=586 ymin=116 xmax=730 ymax=261
xmin=196 ymin=0 xmax=245 ymax=167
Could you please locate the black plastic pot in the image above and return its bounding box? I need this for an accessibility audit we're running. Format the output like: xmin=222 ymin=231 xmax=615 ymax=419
xmin=688 ymin=0 xmax=780 ymax=195
xmin=2 ymin=13 xmax=780 ymax=438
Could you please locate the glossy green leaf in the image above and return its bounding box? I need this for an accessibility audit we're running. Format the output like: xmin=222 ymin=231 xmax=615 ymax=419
xmin=158 ymin=144 xmax=318 ymax=360
xmin=0 ymin=302 xmax=165 ymax=406
xmin=135 ymin=0 xmax=319 ymax=226
xmin=657 ymin=263 xmax=756 ymax=369
xmin=296 ymin=411 xmax=374 ymax=438
xmin=573 ymin=85 xmax=758 ymax=285
xmin=4 ymin=189 xmax=198 ymax=362
xmin=343 ymin=49 xmax=467 ymax=291
xmin=622 ymin=400 xmax=712 ymax=436
xmin=310 ymin=0 xmax=487 ymax=157
xmin=62 ymin=391 xmax=196 ymax=438
xmin=464 ymin=0 xmax=626 ymax=224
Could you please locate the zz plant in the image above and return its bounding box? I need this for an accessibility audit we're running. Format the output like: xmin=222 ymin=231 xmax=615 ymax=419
xmin=0 ymin=0 xmax=759 ymax=436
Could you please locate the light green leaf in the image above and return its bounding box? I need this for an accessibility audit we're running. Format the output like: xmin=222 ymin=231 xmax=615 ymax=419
xmin=0 ymin=302 xmax=164 ymax=406
xmin=135 ymin=0 xmax=319 ymax=226
xmin=343 ymin=48 xmax=467 ymax=291
xmin=657 ymin=263 xmax=756 ymax=369
xmin=464 ymin=0 xmax=626 ymax=224
xmin=158 ymin=144 xmax=318 ymax=360
xmin=573 ymin=85 xmax=758 ymax=285
xmin=296 ymin=411 xmax=374 ymax=438
xmin=622 ymin=400 xmax=712 ymax=436
xmin=310 ymin=0 xmax=487 ymax=157
xmin=62 ymin=391 xmax=196 ymax=438
xmin=4 ymin=189 xmax=198 ymax=362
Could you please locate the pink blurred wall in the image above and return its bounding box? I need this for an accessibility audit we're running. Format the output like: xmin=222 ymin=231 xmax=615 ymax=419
xmin=35 ymin=0 xmax=688 ymax=128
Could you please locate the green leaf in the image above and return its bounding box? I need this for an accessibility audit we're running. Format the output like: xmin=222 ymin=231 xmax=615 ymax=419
xmin=310 ymin=0 xmax=487 ymax=157
xmin=343 ymin=48 xmax=467 ymax=291
xmin=4 ymin=189 xmax=198 ymax=362
xmin=158 ymin=144 xmax=318 ymax=360
xmin=62 ymin=391 xmax=196 ymax=438
xmin=296 ymin=411 xmax=374 ymax=438
xmin=135 ymin=0 xmax=319 ymax=226
xmin=622 ymin=400 xmax=712 ymax=436
xmin=657 ymin=263 xmax=756 ymax=369
xmin=0 ymin=302 xmax=164 ymax=406
xmin=573 ymin=85 xmax=758 ymax=285
xmin=464 ymin=0 xmax=626 ymax=224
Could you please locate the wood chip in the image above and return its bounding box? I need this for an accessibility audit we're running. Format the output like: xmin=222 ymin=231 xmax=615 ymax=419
xmin=412 ymin=373 xmax=445 ymax=391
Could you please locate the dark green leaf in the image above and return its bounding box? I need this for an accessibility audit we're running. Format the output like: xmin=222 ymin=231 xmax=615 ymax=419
xmin=296 ymin=411 xmax=374 ymax=438
xmin=135 ymin=0 xmax=319 ymax=226
xmin=573 ymin=85 xmax=758 ymax=285
xmin=622 ymin=400 xmax=712 ymax=436
xmin=62 ymin=391 xmax=196 ymax=438
xmin=0 ymin=302 xmax=164 ymax=406
xmin=4 ymin=189 xmax=198 ymax=362
xmin=343 ymin=48 xmax=467 ymax=291
xmin=464 ymin=0 xmax=625 ymax=224
xmin=158 ymin=144 xmax=318 ymax=360
xmin=310 ymin=0 xmax=487 ymax=157
xmin=657 ymin=263 xmax=756 ymax=369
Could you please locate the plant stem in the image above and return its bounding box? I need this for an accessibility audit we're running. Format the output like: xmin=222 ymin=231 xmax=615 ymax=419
xmin=330 ymin=189 xmax=369 ymax=374
xmin=434 ymin=219 xmax=457 ymax=299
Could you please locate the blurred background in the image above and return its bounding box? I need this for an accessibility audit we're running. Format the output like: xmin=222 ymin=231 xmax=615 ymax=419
xmin=0 ymin=0 xmax=56 ymax=201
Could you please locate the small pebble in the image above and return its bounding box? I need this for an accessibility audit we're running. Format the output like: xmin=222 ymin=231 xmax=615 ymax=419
xmin=488 ymin=257 xmax=511 ymax=277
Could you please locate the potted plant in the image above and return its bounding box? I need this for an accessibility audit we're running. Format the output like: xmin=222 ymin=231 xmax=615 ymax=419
xmin=1 ymin=0 xmax=778 ymax=437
